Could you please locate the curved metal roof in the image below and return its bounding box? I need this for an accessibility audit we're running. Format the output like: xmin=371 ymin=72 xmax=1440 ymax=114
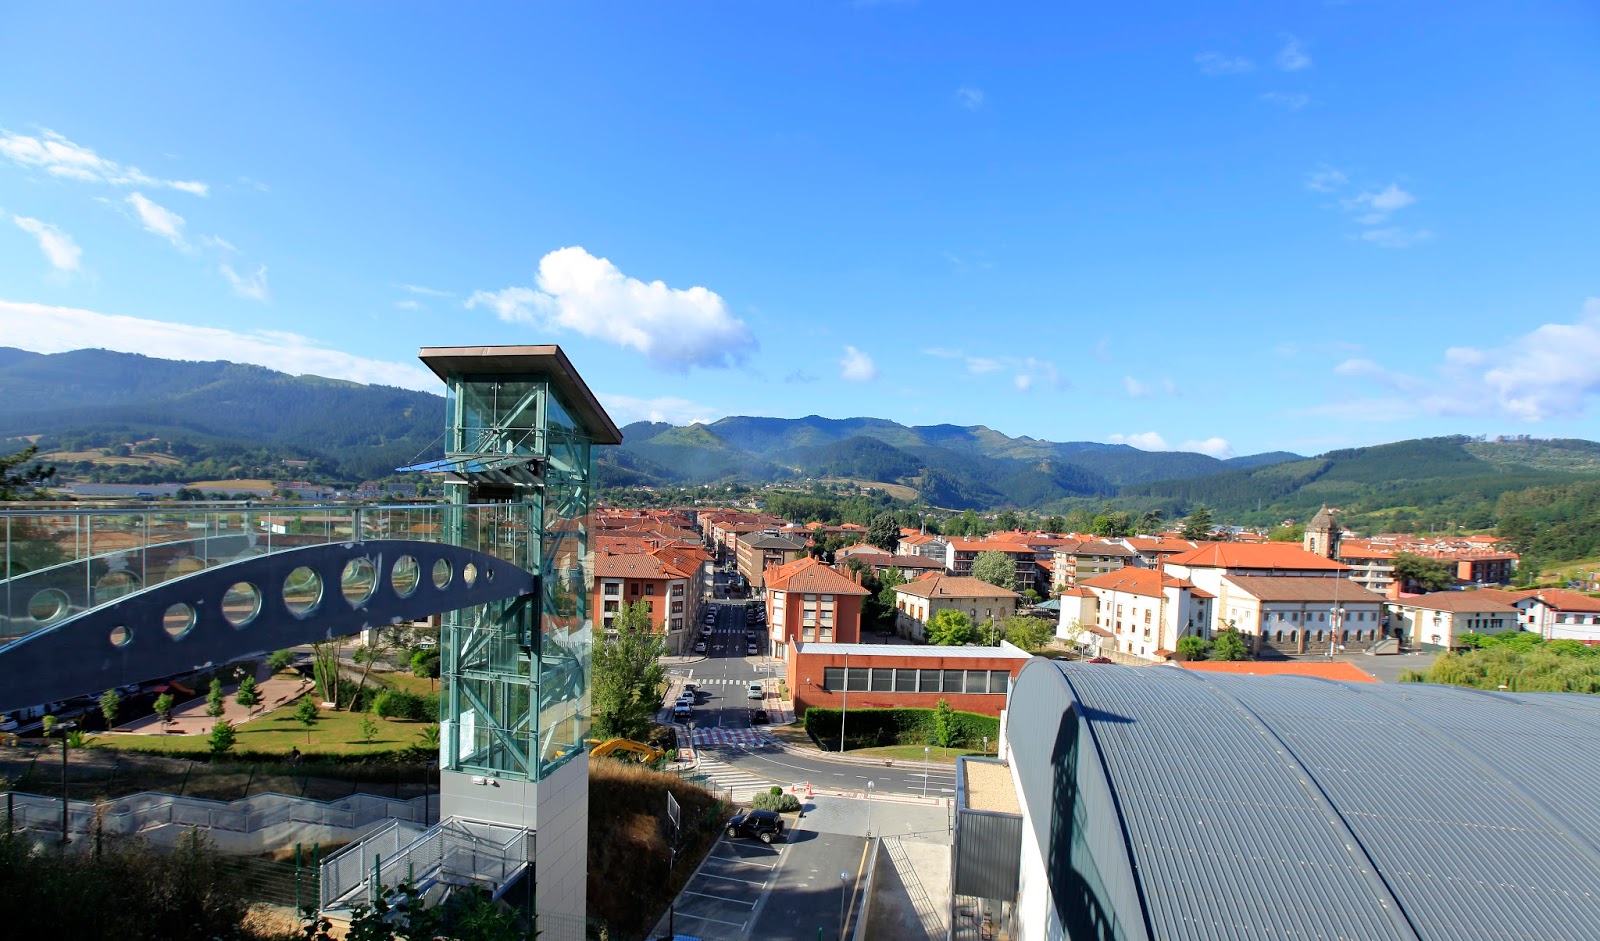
xmin=1010 ymin=660 xmax=1600 ymax=940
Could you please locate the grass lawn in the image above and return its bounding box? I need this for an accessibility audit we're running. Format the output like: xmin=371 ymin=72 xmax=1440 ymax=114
xmin=381 ymin=672 xmax=441 ymax=697
xmin=847 ymin=743 xmax=988 ymax=763
xmin=99 ymin=702 xmax=433 ymax=758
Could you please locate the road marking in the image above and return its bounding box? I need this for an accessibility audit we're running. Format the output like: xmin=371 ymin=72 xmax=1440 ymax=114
xmin=698 ymin=871 xmax=769 ymax=887
xmin=708 ymin=854 xmax=778 ymax=868
xmin=673 ymin=910 xmax=748 ymax=928
xmin=684 ymin=890 xmax=757 ymax=908
xmin=841 ymin=836 xmax=873 ymax=936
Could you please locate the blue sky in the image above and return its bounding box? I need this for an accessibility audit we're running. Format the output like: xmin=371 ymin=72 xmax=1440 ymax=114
xmin=1 ymin=1 xmax=1597 ymax=458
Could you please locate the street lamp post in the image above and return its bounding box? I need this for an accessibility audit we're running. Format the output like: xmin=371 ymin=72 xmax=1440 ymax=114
xmin=58 ymin=719 xmax=77 ymax=845
xmin=923 ymin=746 xmax=930 ymax=798
xmin=865 ymin=781 xmax=874 ymax=837
xmin=1330 ymin=606 xmax=1346 ymax=659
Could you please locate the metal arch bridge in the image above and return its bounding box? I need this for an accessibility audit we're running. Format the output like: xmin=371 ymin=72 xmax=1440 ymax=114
xmin=0 ymin=503 xmax=543 ymax=713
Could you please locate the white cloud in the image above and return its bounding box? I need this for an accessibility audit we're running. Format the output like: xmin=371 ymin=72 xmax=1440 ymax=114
xmin=955 ymin=87 xmax=985 ymax=110
xmin=840 ymin=345 xmax=879 ymax=382
xmin=0 ymin=128 xmax=207 ymax=195
xmin=1180 ymin=437 xmax=1236 ymax=459
xmin=922 ymin=347 xmax=1060 ymax=391
xmin=394 ymin=299 xmax=422 ymax=311
xmin=126 ymin=192 xmax=187 ymax=249
xmin=12 ymin=215 xmax=81 ymax=272
xmin=1123 ymin=376 xmax=1153 ymax=398
xmin=1013 ymin=374 xmax=1032 ymax=392
xmin=1325 ymin=299 xmax=1600 ymax=422
xmin=0 ymin=299 xmax=435 ymax=389
xmin=1306 ymin=165 xmax=1348 ymax=193
xmin=1260 ymin=92 xmax=1311 ymax=110
xmin=220 ymin=262 xmax=270 ymax=301
xmin=1108 ymin=431 xmax=1233 ymax=458
xmin=966 ymin=356 xmax=1004 ymax=374
xmin=597 ymin=392 xmax=716 ymax=427
xmin=1108 ymin=431 xmax=1169 ymax=451
xmin=1277 ymin=36 xmax=1312 ymax=71
xmin=1194 ymin=52 xmax=1254 ymax=75
xmin=399 ymin=283 xmax=452 ymax=297
xmin=466 ymin=246 xmax=756 ymax=372
xmin=1344 ymin=184 xmax=1416 ymax=221
xmin=1359 ymin=227 xmax=1432 ymax=248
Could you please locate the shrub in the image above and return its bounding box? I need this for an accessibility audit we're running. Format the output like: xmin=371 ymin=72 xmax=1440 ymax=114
xmin=803 ymin=705 xmax=998 ymax=751
xmin=752 ymin=791 xmax=802 ymax=813
xmin=373 ymin=688 xmax=439 ymax=721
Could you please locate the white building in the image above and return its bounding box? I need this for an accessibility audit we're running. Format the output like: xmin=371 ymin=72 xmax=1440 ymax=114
xmin=1390 ymin=591 xmax=1521 ymax=650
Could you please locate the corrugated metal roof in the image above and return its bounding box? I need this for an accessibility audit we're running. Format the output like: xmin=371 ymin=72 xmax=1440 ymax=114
xmin=1017 ymin=661 xmax=1600 ymax=940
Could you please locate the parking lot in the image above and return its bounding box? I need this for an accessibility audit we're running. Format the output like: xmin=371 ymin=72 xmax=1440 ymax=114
xmin=666 ymin=825 xmax=790 ymax=940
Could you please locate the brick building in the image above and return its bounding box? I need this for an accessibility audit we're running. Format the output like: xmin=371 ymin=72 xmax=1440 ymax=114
xmin=763 ymin=556 xmax=871 ymax=659
xmin=786 ymin=641 xmax=1032 ymax=718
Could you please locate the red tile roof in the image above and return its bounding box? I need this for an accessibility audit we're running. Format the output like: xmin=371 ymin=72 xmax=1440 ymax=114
xmin=893 ymin=573 xmax=1021 ymax=600
xmin=594 ymin=552 xmax=692 ymax=580
xmin=765 ymin=556 xmax=869 ymax=595
xmin=1180 ymin=661 xmax=1378 ymax=683
xmin=1078 ymin=568 xmax=1197 ymax=599
xmin=1532 ymin=589 xmax=1600 ymax=613
xmin=1392 ymin=591 xmax=1520 ymax=614
xmin=1165 ymin=542 xmax=1349 ymax=572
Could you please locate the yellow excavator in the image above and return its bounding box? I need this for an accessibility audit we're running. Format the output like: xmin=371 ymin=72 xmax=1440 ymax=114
xmin=586 ymin=738 xmax=667 ymax=765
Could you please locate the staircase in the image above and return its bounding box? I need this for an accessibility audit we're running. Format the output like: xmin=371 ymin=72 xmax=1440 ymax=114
xmin=319 ymin=816 xmax=534 ymax=913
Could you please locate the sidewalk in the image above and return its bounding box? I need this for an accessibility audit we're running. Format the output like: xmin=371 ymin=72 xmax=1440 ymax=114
xmin=118 ymin=665 xmax=314 ymax=737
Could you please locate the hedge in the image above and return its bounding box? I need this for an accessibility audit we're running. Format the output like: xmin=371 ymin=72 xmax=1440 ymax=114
xmin=372 ymin=688 xmax=440 ymax=721
xmin=803 ymin=705 xmax=999 ymax=751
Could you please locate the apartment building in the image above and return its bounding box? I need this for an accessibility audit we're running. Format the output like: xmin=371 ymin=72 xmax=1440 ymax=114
xmin=892 ymin=573 xmax=1022 ymax=643
xmin=763 ymin=556 xmax=870 ymax=659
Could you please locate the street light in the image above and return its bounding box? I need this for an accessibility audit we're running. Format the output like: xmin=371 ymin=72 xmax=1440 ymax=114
xmin=865 ymin=781 xmax=875 ymax=838
xmin=1329 ymin=606 xmax=1347 ymax=659
xmin=56 ymin=719 xmax=77 ymax=845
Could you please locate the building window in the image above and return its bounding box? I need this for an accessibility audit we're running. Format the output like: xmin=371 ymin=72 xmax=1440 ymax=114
xmin=630 ymin=583 xmax=640 ymax=596
xmin=894 ymin=669 xmax=917 ymax=693
xmin=919 ymin=669 xmax=942 ymax=693
xmin=871 ymin=670 xmax=893 ymax=692
xmin=603 ymin=583 xmax=620 ymax=596
xmin=645 ymin=584 xmax=655 ymax=596
xmin=823 ymin=667 xmax=844 ymax=689
xmin=847 ymin=668 xmax=870 ymax=692
xmin=603 ymin=600 xmax=619 ymax=613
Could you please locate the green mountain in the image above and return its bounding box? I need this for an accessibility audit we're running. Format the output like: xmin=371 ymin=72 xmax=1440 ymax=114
xmin=0 ymin=347 xmax=443 ymax=481
xmin=1121 ymin=436 xmax=1598 ymax=529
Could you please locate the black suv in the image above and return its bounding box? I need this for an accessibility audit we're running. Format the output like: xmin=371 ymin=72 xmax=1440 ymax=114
xmin=725 ymin=809 xmax=785 ymax=844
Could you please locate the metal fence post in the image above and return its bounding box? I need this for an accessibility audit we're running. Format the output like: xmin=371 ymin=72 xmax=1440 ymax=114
xmin=294 ymin=842 xmax=302 ymax=913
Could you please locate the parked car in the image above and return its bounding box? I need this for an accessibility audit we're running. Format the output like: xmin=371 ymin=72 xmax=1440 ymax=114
xmin=693 ymin=641 xmax=707 ymax=654
xmin=726 ymin=809 xmax=785 ymax=844
xmin=673 ymin=705 xmax=693 ymax=722
xmin=1087 ymin=656 xmax=1113 ymax=664
xmin=682 ymin=683 xmax=697 ymax=695
xmin=747 ymin=682 xmax=764 ymax=700
xmin=749 ymin=708 xmax=769 ymax=725
xmin=746 ymin=644 xmax=757 ymax=655
xmin=675 ymin=694 xmax=694 ymax=708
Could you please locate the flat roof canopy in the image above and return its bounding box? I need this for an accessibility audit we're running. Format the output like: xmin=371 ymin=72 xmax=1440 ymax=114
xmin=419 ymin=345 xmax=623 ymax=445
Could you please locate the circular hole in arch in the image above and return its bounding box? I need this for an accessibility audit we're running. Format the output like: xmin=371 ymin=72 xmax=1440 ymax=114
xmin=109 ymin=625 xmax=132 ymax=648
xmin=484 ymin=566 xmax=495 ymax=583
xmin=342 ymin=558 xmax=377 ymax=607
xmin=284 ymin=566 xmax=323 ymax=616
xmin=166 ymin=556 xmax=206 ymax=580
xmin=94 ymin=570 xmax=141 ymax=605
xmin=432 ymin=559 xmax=452 ymax=590
xmin=222 ymin=582 xmax=262 ymax=627
xmin=163 ymin=603 xmax=196 ymax=640
xmin=462 ymin=563 xmax=478 ymax=587
xmin=28 ymin=588 xmax=71 ymax=624
xmin=391 ymin=555 xmax=420 ymax=597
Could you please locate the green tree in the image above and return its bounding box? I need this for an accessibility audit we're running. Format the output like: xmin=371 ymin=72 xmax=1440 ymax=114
xmin=98 ymin=688 xmax=122 ymax=729
xmin=1091 ymin=512 xmax=1132 ymax=538
xmin=1002 ymin=614 xmax=1052 ymax=652
xmin=866 ymin=512 xmax=900 ymax=552
xmin=932 ymin=698 xmax=956 ymax=748
xmin=152 ymin=692 xmax=175 ymax=726
xmin=294 ymin=695 xmax=320 ymax=742
xmin=971 ymin=550 xmax=1018 ymax=592
xmin=0 ymin=444 xmax=55 ymax=500
xmin=1136 ymin=509 xmax=1166 ymax=535
xmin=926 ymin=609 xmax=974 ymax=646
xmin=1044 ymin=515 xmax=1067 ymax=534
xmin=235 ymin=672 xmax=260 ymax=710
xmin=1175 ymin=635 xmax=1210 ymax=661
xmin=1180 ymin=506 xmax=1216 ymax=541
xmin=266 ymin=648 xmax=295 ymax=673
xmin=591 ymin=600 xmax=667 ymax=741
xmin=411 ymin=648 xmax=441 ymax=678
xmin=1394 ymin=552 xmax=1455 ymax=592
xmin=205 ymin=677 xmax=226 ymax=718
xmin=994 ymin=509 xmax=1021 ymax=532
xmin=1210 ymin=628 xmax=1249 ymax=661
xmin=208 ymin=718 xmax=236 ymax=756
xmin=1059 ymin=618 xmax=1087 ymax=653
xmin=359 ymin=714 xmax=380 ymax=745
